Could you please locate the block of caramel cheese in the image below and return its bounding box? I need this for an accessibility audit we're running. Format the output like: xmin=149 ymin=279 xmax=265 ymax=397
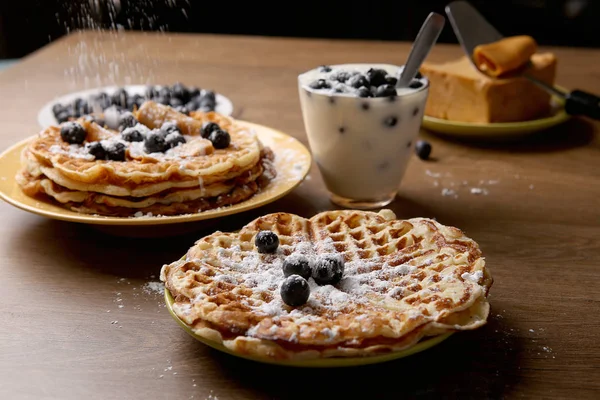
xmin=420 ymin=53 xmax=557 ymax=123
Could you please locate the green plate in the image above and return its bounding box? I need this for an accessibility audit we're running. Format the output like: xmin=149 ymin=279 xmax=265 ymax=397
xmin=422 ymin=93 xmax=570 ymax=139
xmin=164 ymin=288 xmax=452 ymax=368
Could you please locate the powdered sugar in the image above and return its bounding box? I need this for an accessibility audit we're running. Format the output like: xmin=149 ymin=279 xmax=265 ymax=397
xmin=441 ymin=188 xmax=458 ymax=198
xmin=121 ymin=123 xmax=150 ymax=137
xmin=143 ymin=281 xmax=165 ymax=296
xmin=49 ymin=144 xmax=95 ymax=160
xmin=470 ymin=187 xmax=489 ymax=195
xmin=205 ymin=237 xmax=424 ymax=318
xmin=165 ymin=131 xmax=182 ymax=143
xmin=100 ymin=136 xmax=127 ymax=152
xmin=461 ymin=270 xmax=483 ymax=283
xmin=268 ymin=146 xmax=309 ymax=184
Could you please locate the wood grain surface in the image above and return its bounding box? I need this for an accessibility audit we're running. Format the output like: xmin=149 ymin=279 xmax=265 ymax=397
xmin=0 ymin=31 xmax=598 ymax=400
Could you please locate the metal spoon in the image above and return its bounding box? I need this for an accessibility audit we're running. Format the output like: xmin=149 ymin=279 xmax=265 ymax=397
xmin=397 ymin=12 xmax=446 ymax=88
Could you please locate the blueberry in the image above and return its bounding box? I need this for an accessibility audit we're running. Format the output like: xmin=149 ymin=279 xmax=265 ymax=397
xmin=73 ymin=97 xmax=84 ymax=110
xmin=188 ymin=86 xmax=201 ymax=98
xmin=385 ymin=76 xmax=398 ymax=86
xmin=384 ymin=116 xmax=398 ymax=127
xmin=60 ymin=122 xmax=87 ymax=144
xmin=357 ymin=87 xmax=371 ymax=98
xmin=282 ymin=254 xmax=312 ymax=280
xmin=255 ymin=230 xmax=279 ymax=253
xmin=366 ymin=68 xmax=388 ymax=87
xmin=121 ymin=128 xmax=144 ymax=142
xmin=169 ymin=97 xmax=183 ymax=107
xmin=198 ymin=96 xmax=216 ymax=111
xmin=208 ymin=129 xmax=231 ymax=149
xmin=134 ymin=94 xmax=146 ymax=109
xmin=56 ymin=111 xmax=70 ymax=123
xmin=118 ymin=112 xmax=138 ymax=130
xmin=71 ymin=99 xmax=85 ymax=117
xmin=154 ymin=96 xmax=169 ymax=105
xmin=375 ymin=84 xmax=397 ymax=98
xmin=308 ymin=79 xmax=330 ymax=90
xmin=333 ymin=71 xmax=351 ymax=83
xmin=280 ymin=275 xmax=310 ymax=307
xmin=106 ymin=142 xmax=126 ymax=161
xmin=111 ymin=88 xmax=128 ymax=108
xmin=79 ymin=100 xmax=91 ymax=115
xmin=312 ymin=254 xmax=345 ymax=286
xmin=201 ymin=122 xmax=220 ymax=138
xmin=171 ymin=82 xmax=189 ymax=101
xmin=201 ymin=90 xmax=216 ymax=103
xmin=415 ymin=140 xmax=432 ymax=160
xmin=415 ymin=71 xmax=423 ymax=79
xmin=185 ymin=100 xmax=198 ymax=112
xmin=175 ymin=106 xmax=190 ymax=115
xmin=145 ymin=86 xmax=159 ymax=99
xmin=166 ymin=132 xmax=186 ymax=149
xmin=92 ymin=92 xmax=111 ymax=110
xmin=319 ymin=65 xmax=332 ymax=73
xmin=347 ymin=74 xmax=369 ymax=89
xmin=161 ymin=121 xmax=180 ymax=134
xmin=86 ymin=142 xmax=106 ymax=160
xmin=52 ymin=103 xmax=65 ymax=117
xmin=198 ymin=105 xmax=215 ymax=113
xmin=158 ymin=86 xmax=171 ymax=99
xmin=409 ymin=80 xmax=424 ymax=89
xmin=144 ymin=131 xmax=167 ymax=153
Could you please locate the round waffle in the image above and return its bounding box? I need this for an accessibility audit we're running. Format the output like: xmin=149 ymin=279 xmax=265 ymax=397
xmin=161 ymin=209 xmax=493 ymax=360
xmin=16 ymin=150 xmax=275 ymax=217
xmin=27 ymin=102 xmax=262 ymax=187
xmin=17 ymin=159 xmax=266 ymax=208
xmin=16 ymin=101 xmax=278 ymax=217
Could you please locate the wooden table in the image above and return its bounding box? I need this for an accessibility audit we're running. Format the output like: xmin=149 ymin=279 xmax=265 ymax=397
xmin=0 ymin=31 xmax=598 ymax=400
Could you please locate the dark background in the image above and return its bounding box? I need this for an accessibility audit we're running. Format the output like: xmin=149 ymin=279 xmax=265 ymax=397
xmin=0 ymin=0 xmax=599 ymax=59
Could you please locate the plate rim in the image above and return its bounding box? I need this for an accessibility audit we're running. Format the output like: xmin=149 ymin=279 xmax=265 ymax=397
xmin=421 ymin=89 xmax=571 ymax=136
xmin=163 ymin=287 xmax=453 ymax=368
xmin=0 ymin=121 xmax=312 ymax=226
xmin=36 ymin=84 xmax=234 ymax=128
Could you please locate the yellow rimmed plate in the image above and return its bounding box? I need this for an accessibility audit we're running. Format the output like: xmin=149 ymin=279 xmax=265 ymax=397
xmin=0 ymin=121 xmax=311 ymax=226
xmin=164 ymin=288 xmax=452 ymax=368
xmin=422 ymin=94 xmax=571 ymax=139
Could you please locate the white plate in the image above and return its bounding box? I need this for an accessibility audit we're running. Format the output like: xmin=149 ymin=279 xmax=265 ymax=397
xmin=37 ymin=85 xmax=234 ymax=128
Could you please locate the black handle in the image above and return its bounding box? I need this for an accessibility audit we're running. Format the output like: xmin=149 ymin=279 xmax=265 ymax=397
xmin=565 ymin=90 xmax=600 ymax=120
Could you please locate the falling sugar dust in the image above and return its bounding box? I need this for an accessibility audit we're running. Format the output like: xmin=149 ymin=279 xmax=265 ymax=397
xmin=55 ymin=1 xmax=192 ymax=90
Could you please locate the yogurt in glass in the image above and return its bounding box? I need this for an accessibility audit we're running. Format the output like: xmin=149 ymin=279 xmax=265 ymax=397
xmin=298 ymin=63 xmax=429 ymax=209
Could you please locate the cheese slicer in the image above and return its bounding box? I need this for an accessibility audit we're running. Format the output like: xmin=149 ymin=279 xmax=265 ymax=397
xmin=446 ymin=0 xmax=600 ymax=120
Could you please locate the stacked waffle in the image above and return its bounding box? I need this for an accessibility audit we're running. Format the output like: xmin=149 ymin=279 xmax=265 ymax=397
xmin=161 ymin=209 xmax=493 ymax=360
xmin=16 ymin=101 xmax=276 ymax=217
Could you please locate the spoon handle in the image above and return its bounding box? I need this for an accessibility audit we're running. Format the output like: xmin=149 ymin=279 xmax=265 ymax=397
xmin=397 ymin=12 xmax=446 ymax=88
